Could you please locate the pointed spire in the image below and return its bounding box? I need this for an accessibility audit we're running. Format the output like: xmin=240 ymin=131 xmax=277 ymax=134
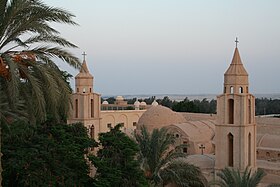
xmin=80 ymin=60 xmax=90 ymax=73
xmin=224 ymin=41 xmax=248 ymax=76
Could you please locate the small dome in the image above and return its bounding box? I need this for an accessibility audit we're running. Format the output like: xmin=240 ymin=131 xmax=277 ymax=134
xmin=140 ymin=101 xmax=147 ymax=106
xmin=134 ymin=100 xmax=140 ymax=106
xmin=152 ymin=100 xmax=158 ymax=106
xmin=185 ymin=154 xmax=215 ymax=170
xmin=137 ymin=105 xmax=186 ymax=132
xmin=102 ymin=101 xmax=109 ymax=105
xmin=116 ymin=96 xmax=124 ymax=101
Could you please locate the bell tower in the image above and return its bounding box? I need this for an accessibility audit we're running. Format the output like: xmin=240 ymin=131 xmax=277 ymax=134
xmin=215 ymin=39 xmax=257 ymax=171
xmin=68 ymin=53 xmax=101 ymax=140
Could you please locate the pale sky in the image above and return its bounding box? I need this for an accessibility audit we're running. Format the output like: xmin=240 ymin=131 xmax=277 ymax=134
xmin=45 ymin=0 xmax=280 ymax=95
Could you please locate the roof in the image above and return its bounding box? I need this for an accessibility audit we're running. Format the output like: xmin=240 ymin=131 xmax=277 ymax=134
xmin=224 ymin=47 xmax=248 ymax=76
xmin=137 ymin=105 xmax=186 ymax=131
xmin=75 ymin=60 xmax=93 ymax=78
xmin=184 ymin=154 xmax=215 ymax=169
xmin=167 ymin=120 xmax=216 ymax=142
xmin=257 ymin=134 xmax=280 ymax=150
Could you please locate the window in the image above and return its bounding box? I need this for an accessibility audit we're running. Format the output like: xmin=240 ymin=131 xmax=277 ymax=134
xmin=175 ymin=134 xmax=180 ymax=138
xmin=83 ymin=87 xmax=86 ymax=93
xmin=133 ymin=122 xmax=137 ymax=126
xmin=77 ymin=88 xmax=79 ymax=93
xmin=248 ymin=99 xmax=251 ymax=124
xmin=228 ymin=99 xmax=234 ymax=124
xmin=90 ymin=88 xmax=92 ymax=93
xmin=91 ymin=99 xmax=94 ymax=117
xmin=230 ymin=86 xmax=234 ymax=94
xmin=224 ymin=87 xmax=226 ymax=93
xmin=248 ymin=133 xmax=251 ymax=166
xmin=266 ymin=152 xmax=270 ymax=157
xmin=75 ymin=99 xmax=78 ymax=118
xmin=90 ymin=125 xmax=94 ymax=139
xmin=228 ymin=133 xmax=234 ymax=167
xmin=183 ymin=141 xmax=188 ymax=153
xmin=239 ymin=87 xmax=243 ymax=93
xmin=107 ymin=123 xmax=112 ymax=128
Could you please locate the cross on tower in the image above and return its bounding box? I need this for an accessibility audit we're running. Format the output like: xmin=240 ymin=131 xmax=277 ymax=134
xmin=235 ymin=37 xmax=239 ymax=48
xmin=199 ymin=144 xmax=205 ymax=155
xmin=82 ymin=52 xmax=87 ymax=61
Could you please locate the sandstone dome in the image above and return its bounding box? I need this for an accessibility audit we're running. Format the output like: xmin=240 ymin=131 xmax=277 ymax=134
xmin=102 ymin=100 xmax=109 ymax=105
xmin=134 ymin=100 xmax=140 ymax=107
xmin=116 ymin=95 xmax=124 ymax=101
xmin=137 ymin=105 xmax=186 ymax=132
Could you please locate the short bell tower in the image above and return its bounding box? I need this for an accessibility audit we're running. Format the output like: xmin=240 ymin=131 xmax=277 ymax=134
xmin=68 ymin=53 xmax=101 ymax=140
xmin=215 ymin=39 xmax=257 ymax=171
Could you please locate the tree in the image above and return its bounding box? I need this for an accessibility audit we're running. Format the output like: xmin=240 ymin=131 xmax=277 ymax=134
xmin=0 ymin=0 xmax=80 ymax=123
xmin=0 ymin=0 xmax=80 ymax=184
xmin=213 ymin=167 xmax=266 ymax=187
xmin=90 ymin=124 xmax=147 ymax=187
xmin=135 ymin=126 xmax=206 ymax=187
xmin=2 ymin=120 xmax=95 ymax=186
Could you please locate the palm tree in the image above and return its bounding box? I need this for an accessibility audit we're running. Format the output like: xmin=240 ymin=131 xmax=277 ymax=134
xmin=0 ymin=0 xmax=81 ymax=185
xmin=0 ymin=0 xmax=80 ymax=123
xmin=135 ymin=126 xmax=206 ymax=187
xmin=213 ymin=167 xmax=266 ymax=187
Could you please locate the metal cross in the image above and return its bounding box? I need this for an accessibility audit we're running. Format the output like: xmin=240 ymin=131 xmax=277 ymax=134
xmin=199 ymin=144 xmax=205 ymax=155
xmin=82 ymin=52 xmax=87 ymax=61
xmin=235 ymin=37 xmax=239 ymax=48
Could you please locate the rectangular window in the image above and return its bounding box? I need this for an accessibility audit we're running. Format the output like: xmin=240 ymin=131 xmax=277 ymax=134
xmin=133 ymin=122 xmax=137 ymax=126
xmin=107 ymin=123 xmax=112 ymax=128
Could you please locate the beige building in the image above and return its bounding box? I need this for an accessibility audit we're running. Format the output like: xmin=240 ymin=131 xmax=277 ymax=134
xmin=67 ymin=59 xmax=148 ymax=140
xmin=68 ymin=44 xmax=280 ymax=185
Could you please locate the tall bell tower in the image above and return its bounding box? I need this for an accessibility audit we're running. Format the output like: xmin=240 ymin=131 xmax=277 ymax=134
xmin=68 ymin=53 xmax=101 ymax=140
xmin=215 ymin=39 xmax=257 ymax=171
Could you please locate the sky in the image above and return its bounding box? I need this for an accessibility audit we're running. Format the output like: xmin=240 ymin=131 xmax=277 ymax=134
xmin=44 ymin=0 xmax=280 ymax=95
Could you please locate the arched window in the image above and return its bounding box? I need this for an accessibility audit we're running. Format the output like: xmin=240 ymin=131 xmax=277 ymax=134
xmin=224 ymin=87 xmax=226 ymax=93
xmin=248 ymin=99 xmax=251 ymax=124
xmin=83 ymin=87 xmax=86 ymax=93
xmin=91 ymin=99 xmax=94 ymax=117
xmin=75 ymin=99 xmax=78 ymax=118
xmin=248 ymin=133 xmax=251 ymax=166
xmin=239 ymin=87 xmax=243 ymax=93
xmin=228 ymin=99 xmax=234 ymax=124
xmin=230 ymin=86 xmax=234 ymax=94
xmin=90 ymin=88 xmax=92 ymax=93
xmin=90 ymin=125 xmax=95 ymax=139
xmin=77 ymin=88 xmax=79 ymax=93
xmin=228 ymin=133 xmax=234 ymax=167
xmin=246 ymin=86 xmax=249 ymax=93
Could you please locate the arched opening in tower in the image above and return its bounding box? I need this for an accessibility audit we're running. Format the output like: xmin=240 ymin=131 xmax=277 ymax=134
xmin=228 ymin=133 xmax=234 ymax=167
xmin=228 ymin=99 xmax=234 ymax=124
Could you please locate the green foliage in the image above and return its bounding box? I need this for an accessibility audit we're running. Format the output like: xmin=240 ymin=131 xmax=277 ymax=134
xmin=0 ymin=0 xmax=80 ymax=124
xmin=91 ymin=124 xmax=147 ymax=187
xmin=172 ymin=98 xmax=217 ymax=114
xmin=135 ymin=126 xmax=206 ymax=187
xmin=2 ymin=121 xmax=95 ymax=186
xmin=213 ymin=167 xmax=266 ymax=187
xmin=255 ymin=98 xmax=280 ymax=115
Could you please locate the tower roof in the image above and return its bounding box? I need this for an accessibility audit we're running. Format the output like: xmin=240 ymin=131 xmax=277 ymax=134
xmin=224 ymin=47 xmax=248 ymax=76
xmin=75 ymin=60 xmax=93 ymax=78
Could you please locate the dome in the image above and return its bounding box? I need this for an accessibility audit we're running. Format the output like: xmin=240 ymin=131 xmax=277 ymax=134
xmin=140 ymin=101 xmax=146 ymax=106
xmin=102 ymin=101 xmax=109 ymax=105
xmin=257 ymin=134 xmax=280 ymax=150
xmin=134 ymin=100 xmax=140 ymax=106
xmin=116 ymin=96 xmax=124 ymax=101
xmin=137 ymin=105 xmax=186 ymax=132
xmin=185 ymin=154 xmax=215 ymax=170
xmin=152 ymin=100 xmax=158 ymax=106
